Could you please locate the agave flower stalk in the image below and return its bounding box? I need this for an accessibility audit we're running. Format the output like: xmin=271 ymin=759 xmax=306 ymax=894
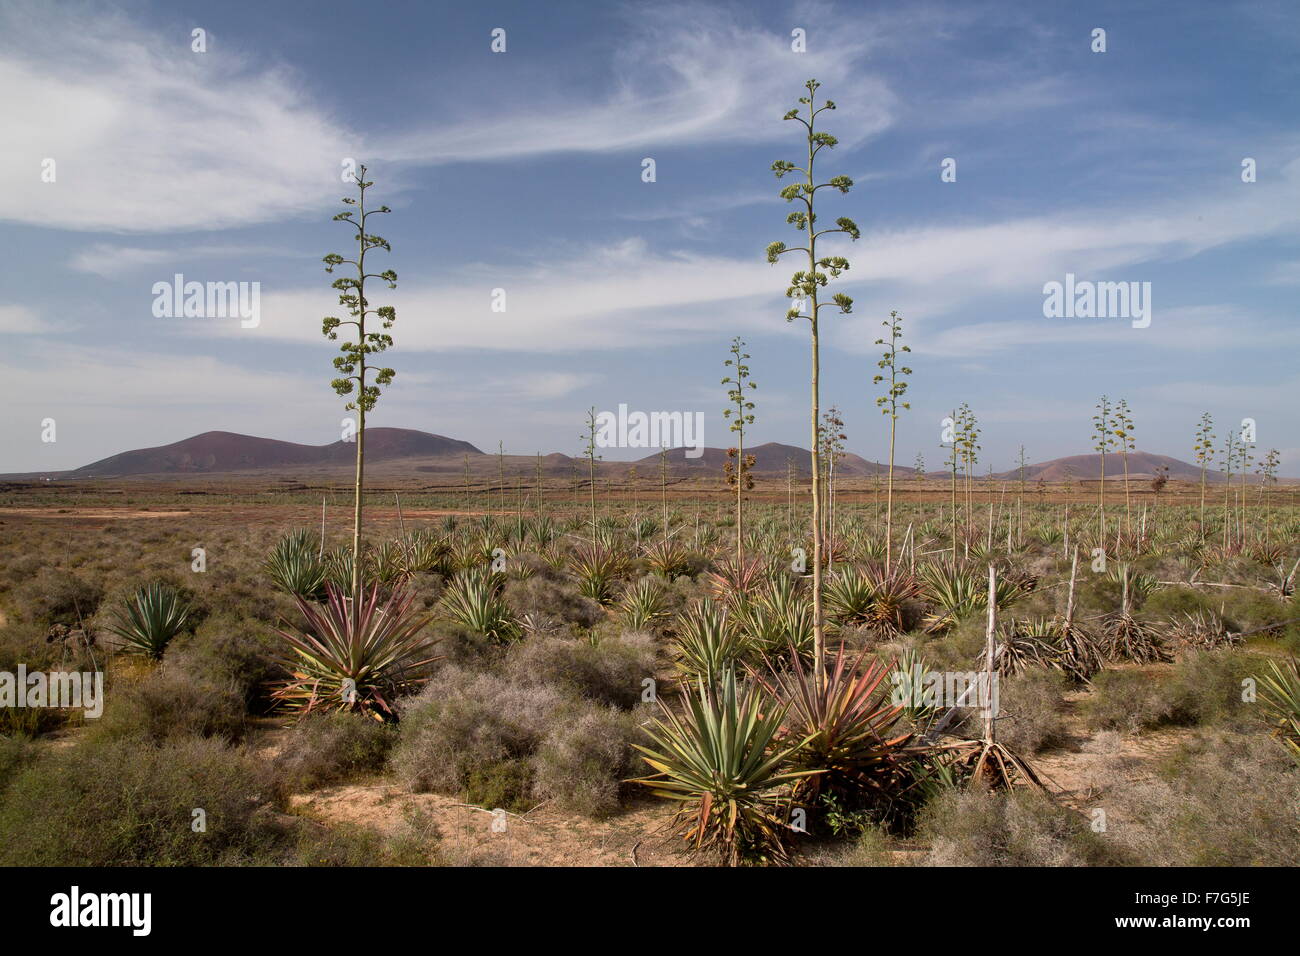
xmin=322 ymin=165 xmax=398 ymax=602
xmin=722 ymin=336 xmax=757 ymax=568
xmin=767 ymin=78 xmax=860 ymax=689
xmin=873 ymin=310 xmax=911 ymax=575
xmin=1193 ymin=412 xmax=1215 ymax=539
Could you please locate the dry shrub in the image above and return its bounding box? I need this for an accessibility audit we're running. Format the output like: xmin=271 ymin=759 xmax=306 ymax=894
xmin=1083 ymin=651 xmax=1262 ymax=734
xmin=13 ymin=569 xmax=103 ymax=626
xmin=531 ymin=704 xmax=642 ymax=817
xmin=0 ymin=736 xmax=283 ymax=866
xmin=502 ymin=632 xmax=657 ymax=708
xmin=1082 ymin=669 xmax=1175 ymax=733
xmin=0 ymin=735 xmax=37 ymax=794
xmin=90 ymin=666 xmax=247 ymax=745
xmin=169 ymin=612 xmax=283 ymax=710
xmin=997 ymin=667 xmax=1069 ymax=754
xmin=1101 ymin=731 xmax=1300 ymax=866
xmin=915 ymin=789 xmax=1118 ymax=866
xmin=503 ymin=573 xmax=603 ymax=629
xmin=275 ymin=712 xmax=398 ymax=792
xmin=391 ymin=668 xmax=563 ymax=810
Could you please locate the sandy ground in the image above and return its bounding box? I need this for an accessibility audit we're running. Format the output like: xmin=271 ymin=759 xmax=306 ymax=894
xmin=0 ymin=507 xmax=194 ymax=520
xmin=288 ymin=783 xmax=692 ymax=867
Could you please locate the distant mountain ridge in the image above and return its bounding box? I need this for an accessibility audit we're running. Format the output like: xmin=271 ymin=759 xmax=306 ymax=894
xmin=66 ymin=428 xmax=482 ymax=478
xmin=990 ymin=451 xmax=1225 ymax=483
xmin=14 ymin=428 xmax=1245 ymax=480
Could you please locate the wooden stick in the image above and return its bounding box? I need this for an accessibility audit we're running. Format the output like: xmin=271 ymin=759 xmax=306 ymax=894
xmin=984 ymin=563 xmax=998 ymax=743
xmin=1065 ymin=545 xmax=1079 ymax=629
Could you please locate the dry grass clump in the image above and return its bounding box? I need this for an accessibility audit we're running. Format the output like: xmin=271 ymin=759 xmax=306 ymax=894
xmin=531 ymin=704 xmax=643 ymax=817
xmin=0 ymin=735 xmax=38 ymax=794
xmin=915 ymin=789 xmax=1119 ymax=866
xmin=502 ymin=631 xmax=657 ymax=708
xmin=503 ymin=571 xmax=603 ymax=629
xmin=12 ymin=568 xmax=103 ymax=627
xmin=89 ymin=666 xmax=247 ymax=744
xmin=0 ymin=736 xmax=284 ymax=866
xmin=1101 ymin=731 xmax=1300 ymax=865
xmin=169 ymin=612 xmax=284 ymax=711
xmin=1082 ymin=650 xmax=1262 ymax=733
xmin=391 ymin=668 xmax=562 ymax=811
xmin=391 ymin=665 xmax=643 ymax=816
xmin=996 ymin=667 xmax=1070 ymax=755
xmin=274 ymin=712 xmax=398 ymax=792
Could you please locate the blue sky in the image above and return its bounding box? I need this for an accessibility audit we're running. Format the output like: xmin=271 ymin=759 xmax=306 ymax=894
xmin=3 ymin=0 xmax=1299 ymax=474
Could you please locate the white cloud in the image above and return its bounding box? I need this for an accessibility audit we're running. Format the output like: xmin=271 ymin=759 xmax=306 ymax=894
xmin=0 ymin=305 xmax=50 ymax=334
xmin=0 ymin=2 xmax=895 ymax=234
xmin=162 ymin=148 xmax=1300 ymax=356
xmin=69 ymin=243 xmax=297 ymax=278
xmin=378 ymin=5 xmax=893 ymax=164
xmin=0 ymin=4 xmax=355 ymax=233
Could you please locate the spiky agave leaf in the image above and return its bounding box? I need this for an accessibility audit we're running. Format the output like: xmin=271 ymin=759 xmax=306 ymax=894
xmin=704 ymin=555 xmax=769 ymax=601
xmin=1101 ymin=612 xmax=1171 ymax=664
xmin=1257 ymin=657 xmax=1300 ymax=762
xmin=631 ymin=667 xmax=817 ymax=864
xmin=438 ymin=566 xmax=520 ymax=642
xmin=265 ymin=529 xmax=327 ymax=599
xmin=105 ymin=581 xmax=192 ymax=660
xmin=671 ymin=600 xmax=748 ymax=683
xmin=731 ymin=575 xmax=814 ymax=662
xmin=272 ymin=583 xmax=439 ymax=720
xmin=619 ymin=576 xmax=669 ymax=632
xmin=568 ymin=542 xmax=627 ymax=605
xmin=758 ymin=642 xmax=913 ymax=812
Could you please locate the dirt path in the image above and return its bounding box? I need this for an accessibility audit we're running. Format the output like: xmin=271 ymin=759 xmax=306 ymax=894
xmin=0 ymin=507 xmax=193 ymax=520
xmin=289 ymin=784 xmax=692 ymax=867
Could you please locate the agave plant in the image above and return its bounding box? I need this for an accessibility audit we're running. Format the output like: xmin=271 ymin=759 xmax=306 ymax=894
xmin=569 ymin=542 xmax=627 ymax=605
xmin=272 ymin=583 xmax=439 ymax=720
xmin=1258 ymin=658 xmax=1300 ymax=762
xmin=704 ymin=555 xmax=768 ymax=601
xmin=324 ymin=546 xmax=360 ymax=593
xmin=105 ymin=582 xmax=192 ymax=660
xmin=823 ymin=565 xmax=876 ymax=625
xmin=643 ymin=536 xmax=695 ymax=579
xmin=998 ymin=616 xmax=1105 ymax=683
xmin=619 ymin=576 xmax=669 ymax=632
xmin=859 ymin=565 xmax=920 ymax=636
xmin=758 ymin=642 xmax=913 ymax=815
xmin=672 ymin=600 xmax=748 ymax=683
xmin=265 ymin=529 xmax=327 ymax=599
xmin=438 ymin=566 xmax=520 ymax=642
xmin=918 ymin=561 xmax=984 ymax=632
xmin=370 ymin=540 xmax=411 ymax=589
xmin=1106 ymin=563 xmax=1159 ymax=607
xmin=631 ymin=667 xmax=817 ymax=865
xmin=731 ymin=576 xmax=814 ymax=662
xmin=402 ymin=530 xmax=452 ymax=576
xmin=1100 ymin=612 xmax=1171 ymax=665
xmin=1163 ymin=610 xmax=1238 ymax=652
xmin=919 ymin=560 xmax=1026 ymax=633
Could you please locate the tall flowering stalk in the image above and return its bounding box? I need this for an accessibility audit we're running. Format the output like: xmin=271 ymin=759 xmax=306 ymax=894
xmin=874 ymin=310 xmax=911 ymax=575
xmin=322 ymin=165 xmax=397 ymax=601
xmin=767 ymin=79 xmax=860 ymax=688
